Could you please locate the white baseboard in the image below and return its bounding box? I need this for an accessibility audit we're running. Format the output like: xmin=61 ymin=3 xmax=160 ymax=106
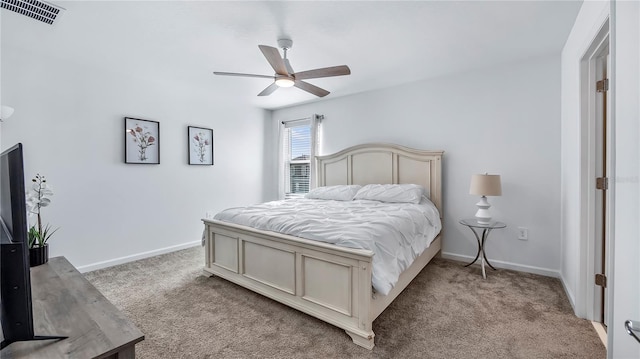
xmin=441 ymin=252 xmax=560 ymax=278
xmin=76 ymin=240 xmax=201 ymax=273
xmin=559 ymin=273 xmax=577 ymax=312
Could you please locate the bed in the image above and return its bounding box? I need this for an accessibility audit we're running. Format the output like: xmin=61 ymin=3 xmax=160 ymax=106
xmin=202 ymin=143 xmax=443 ymax=349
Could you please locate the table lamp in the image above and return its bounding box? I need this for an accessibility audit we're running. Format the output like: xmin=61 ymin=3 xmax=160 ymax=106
xmin=469 ymin=173 xmax=502 ymax=224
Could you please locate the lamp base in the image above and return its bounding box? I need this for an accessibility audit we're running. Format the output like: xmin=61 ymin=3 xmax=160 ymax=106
xmin=475 ymin=196 xmax=492 ymax=225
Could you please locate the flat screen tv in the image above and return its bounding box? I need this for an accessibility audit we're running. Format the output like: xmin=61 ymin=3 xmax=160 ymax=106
xmin=0 ymin=143 xmax=66 ymax=349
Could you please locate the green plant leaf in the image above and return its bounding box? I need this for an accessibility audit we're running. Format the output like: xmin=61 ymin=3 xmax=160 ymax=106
xmin=28 ymin=223 xmax=59 ymax=247
xmin=28 ymin=226 xmax=38 ymax=248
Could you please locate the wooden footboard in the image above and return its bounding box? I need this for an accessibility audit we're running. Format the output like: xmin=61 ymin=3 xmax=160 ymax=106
xmin=203 ymin=219 xmax=377 ymax=348
xmin=203 ymin=219 xmax=442 ymax=349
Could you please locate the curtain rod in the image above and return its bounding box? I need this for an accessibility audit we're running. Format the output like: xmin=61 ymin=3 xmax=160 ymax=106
xmin=281 ymin=114 xmax=324 ymax=125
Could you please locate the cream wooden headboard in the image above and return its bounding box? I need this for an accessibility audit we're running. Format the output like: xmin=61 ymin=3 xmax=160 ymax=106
xmin=315 ymin=143 xmax=443 ymax=216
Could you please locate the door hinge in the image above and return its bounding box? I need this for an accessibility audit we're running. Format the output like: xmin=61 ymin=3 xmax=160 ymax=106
xmin=596 ymin=177 xmax=608 ymax=190
xmin=596 ymin=79 xmax=609 ymax=92
xmin=595 ymin=273 xmax=607 ymax=288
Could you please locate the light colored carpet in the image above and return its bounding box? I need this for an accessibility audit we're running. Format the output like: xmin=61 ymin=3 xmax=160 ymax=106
xmin=84 ymin=246 xmax=605 ymax=358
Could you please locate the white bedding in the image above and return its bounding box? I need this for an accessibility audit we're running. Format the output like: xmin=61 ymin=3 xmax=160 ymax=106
xmin=213 ymin=197 xmax=441 ymax=295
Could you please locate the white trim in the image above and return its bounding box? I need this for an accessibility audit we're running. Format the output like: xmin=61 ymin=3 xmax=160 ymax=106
xmin=441 ymin=252 xmax=560 ymax=278
xmin=578 ymin=16 xmax=611 ymax=322
xmin=560 ymin=273 xmax=577 ymax=313
xmin=76 ymin=240 xmax=201 ymax=273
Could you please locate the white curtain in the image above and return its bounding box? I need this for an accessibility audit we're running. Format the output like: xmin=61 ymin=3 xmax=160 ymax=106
xmin=309 ymin=114 xmax=320 ymax=190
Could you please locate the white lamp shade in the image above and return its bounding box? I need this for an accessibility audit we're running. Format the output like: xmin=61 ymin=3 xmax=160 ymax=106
xmin=469 ymin=174 xmax=502 ymax=196
xmin=1 ymin=106 xmax=15 ymax=120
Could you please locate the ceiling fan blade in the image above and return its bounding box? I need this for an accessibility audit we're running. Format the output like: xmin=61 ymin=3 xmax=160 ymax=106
xmin=258 ymin=45 xmax=288 ymax=76
xmin=294 ymin=80 xmax=330 ymax=97
xmin=258 ymin=83 xmax=279 ymax=96
xmin=284 ymin=58 xmax=295 ymax=75
xmin=213 ymin=71 xmax=274 ymax=79
xmin=293 ymin=65 xmax=351 ymax=80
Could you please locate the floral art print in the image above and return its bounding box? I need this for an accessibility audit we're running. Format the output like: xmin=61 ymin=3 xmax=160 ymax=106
xmin=188 ymin=126 xmax=213 ymax=165
xmin=125 ymin=117 xmax=160 ymax=164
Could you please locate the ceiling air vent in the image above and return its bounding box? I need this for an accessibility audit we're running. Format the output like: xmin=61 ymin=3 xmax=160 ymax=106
xmin=1 ymin=0 xmax=64 ymax=25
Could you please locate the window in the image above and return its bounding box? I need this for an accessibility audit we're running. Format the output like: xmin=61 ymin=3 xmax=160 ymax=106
xmin=280 ymin=116 xmax=321 ymax=199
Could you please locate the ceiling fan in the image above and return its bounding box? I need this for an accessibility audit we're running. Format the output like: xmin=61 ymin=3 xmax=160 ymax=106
xmin=213 ymin=38 xmax=351 ymax=97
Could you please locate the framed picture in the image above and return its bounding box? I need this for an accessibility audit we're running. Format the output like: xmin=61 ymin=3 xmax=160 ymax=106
xmin=124 ymin=117 xmax=160 ymax=164
xmin=188 ymin=126 xmax=214 ymax=165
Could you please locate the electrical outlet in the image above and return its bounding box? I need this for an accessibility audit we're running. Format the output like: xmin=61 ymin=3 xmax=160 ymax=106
xmin=518 ymin=227 xmax=528 ymax=240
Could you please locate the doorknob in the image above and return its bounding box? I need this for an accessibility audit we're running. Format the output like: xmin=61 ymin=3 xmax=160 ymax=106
xmin=625 ymin=320 xmax=640 ymax=344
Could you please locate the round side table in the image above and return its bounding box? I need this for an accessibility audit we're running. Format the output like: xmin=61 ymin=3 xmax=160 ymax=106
xmin=459 ymin=219 xmax=506 ymax=279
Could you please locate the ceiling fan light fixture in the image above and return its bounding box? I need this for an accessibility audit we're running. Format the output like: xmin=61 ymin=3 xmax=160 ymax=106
xmin=214 ymin=40 xmax=350 ymax=97
xmin=275 ymin=76 xmax=295 ymax=88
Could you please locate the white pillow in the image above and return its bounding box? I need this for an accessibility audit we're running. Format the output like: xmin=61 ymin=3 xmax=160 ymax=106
xmin=354 ymin=184 xmax=425 ymax=204
xmin=304 ymin=185 xmax=362 ymax=201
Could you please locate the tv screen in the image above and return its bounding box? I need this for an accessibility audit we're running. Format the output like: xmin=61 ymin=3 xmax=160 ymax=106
xmin=0 ymin=143 xmax=66 ymax=350
xmin=0 ymin=143 xmax=28 ymax=243
xmin=0 ymin=143 xmax=35 ymax=348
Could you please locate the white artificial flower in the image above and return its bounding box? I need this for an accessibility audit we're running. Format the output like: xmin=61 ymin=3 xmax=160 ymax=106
xmin=26 ymin=180 xmax=54 ymax=215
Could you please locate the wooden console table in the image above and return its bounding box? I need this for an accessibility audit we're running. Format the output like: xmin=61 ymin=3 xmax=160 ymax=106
xmin=1 ymin=257 xmax=144 ymax=358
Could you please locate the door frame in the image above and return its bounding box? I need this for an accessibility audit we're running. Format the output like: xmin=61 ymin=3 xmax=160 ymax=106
xmin=577 ymin=18 xmax=612 ymax=323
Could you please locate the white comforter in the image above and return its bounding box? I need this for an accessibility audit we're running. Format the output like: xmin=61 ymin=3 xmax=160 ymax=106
xmin=213 ymin=197 xmax=441 ymax=295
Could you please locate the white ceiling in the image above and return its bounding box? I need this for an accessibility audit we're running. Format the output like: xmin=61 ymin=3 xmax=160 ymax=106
xmin=2 ymin=1 xmax=582 ymax=110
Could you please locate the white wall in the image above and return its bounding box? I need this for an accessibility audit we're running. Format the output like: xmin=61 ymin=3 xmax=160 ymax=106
xmin=270 ymin=55 xmax=562 ymax=276
xmin=559 ymin=0 xmax=609 ymax=315
xmin=0 ymin=44 xmax=269 ymax=271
